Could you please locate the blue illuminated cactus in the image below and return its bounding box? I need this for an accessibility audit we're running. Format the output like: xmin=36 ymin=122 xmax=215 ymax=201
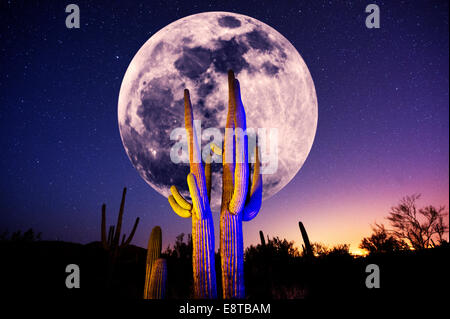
xmin=218 ymin=70 xmax=263 ymax=299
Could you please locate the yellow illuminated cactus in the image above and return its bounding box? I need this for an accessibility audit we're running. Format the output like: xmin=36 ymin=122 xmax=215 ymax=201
xmin=168 ymin=90 xmax=217 ymax=299
xmin=148 ymin=258 xmax=167 ymax=299
xmin=143 ymin=226 xmax=162 ymax=299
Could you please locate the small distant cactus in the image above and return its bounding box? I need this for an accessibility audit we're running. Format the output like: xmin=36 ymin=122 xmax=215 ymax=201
xmin=106 ymin=226 xmax=115 ymax=247
xmin=259 ymin=230 xmax=266 ymax=246
xmin=148 ymin=258 xmax=167 ymax=299
xmin=143 ymin=226 xmax=162 ymax=299
xmin=101 ymin=187 xmax=140 ymax=260
xmin=299 ymin=221 xmax=313 ymax=257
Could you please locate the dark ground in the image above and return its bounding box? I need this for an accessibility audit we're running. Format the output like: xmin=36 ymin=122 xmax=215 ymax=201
xmin=1 ymin=239 xmax=448 ymax=301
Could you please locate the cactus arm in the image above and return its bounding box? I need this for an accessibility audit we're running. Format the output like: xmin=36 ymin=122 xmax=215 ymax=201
xmin=211 ymin=143 xmax=223 ymax=156
xmin=249 ymin=146 xmax=261 ymax=196
xmin=205 ymin=160 xmax=211 ymax=203
xmin=205 ymin=152 xmax=212 ymax=204
xmin=122 ymin=217 xmax=140 ymax=246
xmin=168 ymin=195 xmax=192 ymax=218
xmin=242 ymin=147 xmax=262 ymax=222
xmin=108 ymin=226 xmax=115 ymax=247
xmin=168 ymin=185 xmax=193 ymax=218
xmin=170 ymin=186 xmax=192 ymax=210
xmin=112 ymin=187 xmax=127 ymax=247
xmin=229 ymin=77 xmax=249 ymax=215
xmin=205 ymin=143 xmax=222 ymax=204
xmin=101 ymin=204 xmax=108 ymax=249
xmin=259 ymin=230 xmax=266 ymax=246
xmin=299 ymin=221 xmax=313 ymax=257
xmin=242 ymin=177 xmax=262 ymax=221
xmin=188 ymin=173 xmax=208 ymax=220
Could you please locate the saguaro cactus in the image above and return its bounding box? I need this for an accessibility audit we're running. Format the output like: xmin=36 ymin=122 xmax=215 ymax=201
xmin=259 ymin=230 xmax=266 ymax=246
xmin=148 ymin=258 xmax=167 ymax=299
xmin=168 ymin=71 xmax=262 ymax=299
xmin=101 ymin=187 xmax=140 ymax=260
xmin=143 ymin=226 xmax=162 ymax=299
xmin=218 ymin=70 xmax=263 ymax=299
xmin=299 ymin=221 xmax=313 ymax=257
xmin=168 ymin=90 xmax=217 ymax=299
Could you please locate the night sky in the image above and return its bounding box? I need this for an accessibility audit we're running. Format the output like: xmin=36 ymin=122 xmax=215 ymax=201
xmin=1 ymin=0 xmax=448 ymax=254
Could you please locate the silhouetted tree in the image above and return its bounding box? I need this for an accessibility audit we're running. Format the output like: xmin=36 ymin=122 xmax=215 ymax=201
xmin=302 ymin=242 xmax=352 ymax=257
xmin=387 ymin=194 xmax=449 ymax=249
xmin=360 ymin=223 xmax=408 ymax=254
xmin=164 ymin=233 xmax=192 ymax=260
xmin=309 ymin=242 xmax=329 ymax=257
xmin=244 ymin=236 xmax=300 ymax=263
xmin=327 ymin=244 xmax=351 ymax=256
xmin=266 ymin=236 xmax=300 ymax=258
xmin=1 ymin=228 xmax=42 ymax=242
xmin=0 ymin=230 xmax=9 ymax=241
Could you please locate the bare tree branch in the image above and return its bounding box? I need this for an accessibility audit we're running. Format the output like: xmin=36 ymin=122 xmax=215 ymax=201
xmin=385 ymin=194 xmax=449 ymax=249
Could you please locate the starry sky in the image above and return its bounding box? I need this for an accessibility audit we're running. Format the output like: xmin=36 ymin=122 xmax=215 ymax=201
xmin=0 ymin=0 xmax=448 ymax=254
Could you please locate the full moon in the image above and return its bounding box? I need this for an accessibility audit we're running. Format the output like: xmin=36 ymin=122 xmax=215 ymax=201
xmin=118 ymin=12 xmax=318 ymax=211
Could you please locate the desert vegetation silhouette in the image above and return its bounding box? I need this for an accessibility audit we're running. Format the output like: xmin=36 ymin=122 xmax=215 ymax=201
xmin=1 ymin=192 xmax=448 ymax=299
